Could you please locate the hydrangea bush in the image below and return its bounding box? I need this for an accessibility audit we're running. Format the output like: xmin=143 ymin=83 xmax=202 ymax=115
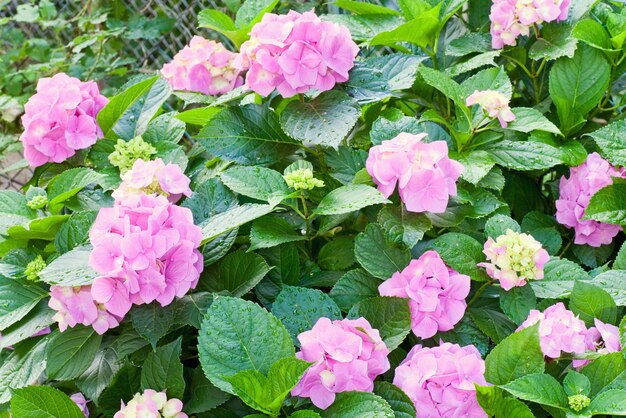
xmin=1 ymin=0 xmax=626 ymax=417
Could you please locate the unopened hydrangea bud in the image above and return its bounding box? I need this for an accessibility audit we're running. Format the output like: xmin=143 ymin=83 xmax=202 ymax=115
xmin=24 ymin=255 xmax=46 ymax=281
xmin=109 ymin=136 xmax=156 ymax=173
xmin=568 ymin=394 xmax=590 ymax=412
xmin=466 ymin=89 xmax=516 ymax=128
xmin=479 ymin=229 xmax=549 ymax=291
xmin=284 ymin=168 xmax=325 ymax=191
xmin=27 ymin=194 xmax=48 ymax=210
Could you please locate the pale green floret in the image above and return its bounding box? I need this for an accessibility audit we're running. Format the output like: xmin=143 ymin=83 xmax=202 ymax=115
xmin=284 ymin=168 xmax=325 ymax=191
xmin=568 ymin=394 xmax=590 ymax=412
xmin=26 ymin=194 xmax=48 ymax=210
xmin=24 ymin=255 xmax=46 ymax=282
xmin=492 ymin=229 xmax=544 ymax=281
xmin=109 ymin=136 xmax=156 ymax=173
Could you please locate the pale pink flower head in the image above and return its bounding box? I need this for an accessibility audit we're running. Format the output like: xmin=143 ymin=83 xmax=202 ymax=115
xmin=48 ymin=285 xmax=120 ymax=335
xmin=112 ymin=158 xmax=192 ymax=203
xmin=114 ymin=389 xmax=187 ymax=418
xmin=379 ymin=250 xmax=470 ymax=339
xmin=518 ymin=302 xmax=589 ymax=359
xmin=466 ymin=89 xmax=515 ymax=128
xmin=556 ymin=153 xmax=626 ymax=247
xmin=394 ymin=342 xmax=487 ymax=417
xmin=292 ymin=316 xmax=390 ymax=409
xmin=20 ymin=72 xmax=108 ymax=167
xmin=237 ymin=10 xmax=359 ymax=97
xmin=585 ymin=318 xmax=621 ymax=355
xmin=161 ymin=36 xmax=243 ymax=95
xmin=479 ymin=229 xmax=550 ymax=291
xmin=70 ymin=393 xmax=90 ymax=417
xmin=366 ymin=133 xmax=463 ymax=213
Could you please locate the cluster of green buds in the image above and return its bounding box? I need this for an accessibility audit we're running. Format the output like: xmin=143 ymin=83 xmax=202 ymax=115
xmin=26 ymin=194 xmax=48 ymax=210
xmin=24 ymin=255 xmax=46 ymax=282
xmin=568 ymin=394 xmax=590 ymax=412
xmin=109 ymin=136 xmax=157 ymax=173
xmin=284 ymin=168 xmax=324 ymax=191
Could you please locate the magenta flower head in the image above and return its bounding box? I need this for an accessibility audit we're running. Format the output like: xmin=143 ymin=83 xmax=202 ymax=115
xmin=235 ymin=10 xmax=359 ymax=97
xmin=70 ymin=393 xmax=90 ymax=417
xmin=48 ymin=285 xmax=120 ymax=335
xmin=365 ymin=133 xmax=463 ymax=213
xmin=112 ymin=158 xmax=192 ymax=203
xmin=585 ymin=318 xmax=621 ymax=355
xmin=114 ymin=389 xmax=187 ymax=418
xmin=466 ymin=89 xmax=516 ymax=128
xmin=378 ymin=250 xmax=470 ymax=339
xmin=479 ymin=229 xmax=550 ymax=291
xmin=556 ymin=152 xmax=626 ymax=247
xmin=394 ymin=342 xmax=488 ymax=417
xmin=292 ymin=317 xmax=390 ymax=409
xmin=161 ymin=36 xmax=243 ymax=95
xmin=20 ymin=73 xmax=108 ymax=167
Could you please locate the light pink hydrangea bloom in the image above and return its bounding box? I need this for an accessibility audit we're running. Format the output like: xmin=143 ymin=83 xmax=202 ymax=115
xmin=586 ymin=318 xmax=621 ymax=354
xmin=20 ymin=73 xmax=108 ymax=167
xmin=112 ymin=158 xmax=192 ymax=203
xmin=366 ymin=133 xmax=463 ymax=213
xmin=490 ymin=0 xmax=571 ymax=49
xmin=292 ymin=317 xmax=390 ymax=409
xmin=114 ymin=389 xmax=187 ymax=418
xmin=235 ymin=10 xmax=359 ymax=97
xmin=518 ymin=302 xmax=589 ymax=359
xmin=556 ymin=153 xmax=626 ymax=247
xmin=466 ymin=89 xmax=516 ymax=128
xmin=479 ymin=229 xmax=550 ymax=290
xmin=70 ymin=393 xmax=90 ymax=417
xmin=394 ymin=343 xmax=488 ymax=418
xmin=379 ymin=250 xmax=470 ymax=339
xmin=161 ymin=36 xmax=243 ymax=95
xmin=48 ymin=285 xmax=120 ymax=335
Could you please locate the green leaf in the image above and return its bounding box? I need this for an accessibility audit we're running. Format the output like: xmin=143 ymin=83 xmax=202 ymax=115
xmin=456 ymin=151 xmax=496 ymax=185
xmin=0 ymin=275 xmax=47 ymax=330
xmin=419 ymin=66 xmax=469 ymax=106
xmin=437 ymin=316 xmax=490 ymax=356
xmin=46 ymin=326 xmax=102 ymax=381
xmin=529 ymin=22 xmax=577 ymax=61
xmin=564 ymin=371 xmax=591 ymax=397
xmin=318 ymin=236 xmax=356 ymax=270
xmin=570 ymin=281 xmax=617 ymax=325
xmin=344 ymin=62 xmax=392 ymax=104
xmin=221 ymin=166 xmax=290 ymax=202
xmin=201 ymin=250 xmax=271 ymax=297
xmin=175 ymin=106 xmax=222 ymax=126
xmin=38 ymin=245 xmax=98 ymax=287
xmin=590 ymin=271 xmax=626 ymax=306
xmin=348 ymin=296 xmax=411 ymax=351
xmin=0 ymin=337 xmax=49 ymax=403
xmin=616 ymin=242 xmax=626 ymax=270
xmin=272 ymin=286 xmax=342 ymax=345
xmin=182 ymin=177 xmax=237 ymax=224
xmin=314 ymin=185 xmax=390 ymax=216
xmin=185 ymin=367 xmax=230 ymax=414
xmin=75 ymin=347 xmax=121 ymax=402
xmin=484 ymin=324 xmax=545 ymax=385
xmin=549 ymin=44 xmax=610 ymax=136
xmin=324 ymin=147 xmax=368 ymax=184
xmin=130 ymin=301 xmax=175 ymax=349
xmin=484 ymin=214 xmax=521 ymax=238
xmin=143 ymin=113 xmax=186 ymax=144
xmin=97 ymin=363 xmax=141 ymax=417
xmin=476 ymin=385 xmax=536 ymax=418
xmin=320 ymin=14 xmax=403 ymax=41
xmin=572 ymin=18 xmax=612 ymax=51
xmin=469 ymin=308 xmax=516 ymax=343
xmin=500 ymin=286 xmax=536 ymax=325
xmin=355 ymin=224 xmax=410 ymax=279
xmin=225 ymin=357 xmax=311 ymax=416
xmin=0 ymin=190 xmax=35 ymax=227
xmin=197 ymin=9 xmax=247 ymax=47
xmin=587 ymin=119 xmax=626 ymax=167
xmin=250 ymin=216 xmax=306 ymax=251
xmin=530 ymin=256 xmax=590 ymax=299
xmin=235 ymin=0 xmax=278 ymax=27
xmin=10 ymin=386 xmax=83 ymax=418
xmin=462 ymin=66 xmax=513 ymax=98
xmin=500 ymin=373 xmax=568 ymax=409
xmin=280 ymin=91 xmax=359 ymax=149
xmin=141 ymin=337 xmax=185 ymax=399
xmin=367 ymin=53 xmax=425 ymax=91
xmin=334 ymin=0 xmax=401 ymax=15
xmin=485 ymin=140 xmax=564 ymax=170
xmin=507 ymin=108 xmax=561 ymax=135
xmin=330 ymin=269 xmax=382 ymax=312
xmin=0 ymin=300 xmax=54 ymax=349
xmin=588 ymin=389 xmax=626 ymax=414
xmin=6 ymin=215 xmax=70 ymax=242
xmin=373 ymin=382 xmax=416 ymax=418
xmin=584 ymin=184 xmax=626 ymax=225
xmin=320 ymin=391 xmax=394 ymax=418
xmin=54 ymin=211 xmax=97 ymax=254
xmin=198 ymin=296 xmax=294 ymax=393
xmin=369 ymin=10 xmax=440 ymax=50
xmin=196 ymin=105 xmax=298 ymax=166
xmin=581 ymin=352 xmax=626 ymax=397
xmin=47 ymin=168 xmax=103 ymax=214
xmin=431 ymin=232 xmax=488 ymax=281
xmin=201 ymin=202 xmax=279 ymax=244
xmin=377 ymin=205 xmax=431 ymax=248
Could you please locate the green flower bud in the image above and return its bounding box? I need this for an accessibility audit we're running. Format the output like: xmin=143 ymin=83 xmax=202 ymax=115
xmin=26 ymin=194 xmax=48 ymax=210
xmin=109 ymin=136 xmax=156 ymax=173
xmin=568 ymin=394 xmax=590 ymax=412
xmin=284 ymin=168 xmax=325 ymax=191
xmin=24 ymin=255 xmax=46 ymax=282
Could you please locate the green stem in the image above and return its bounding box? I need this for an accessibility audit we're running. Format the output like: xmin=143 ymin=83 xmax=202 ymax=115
xmin=467 ymin=280 xmax=495 ymax=307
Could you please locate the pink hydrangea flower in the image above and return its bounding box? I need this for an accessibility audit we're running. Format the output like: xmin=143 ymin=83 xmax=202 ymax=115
xmin=394 ymin=342 xmax=488 ymax=418
xmin=490 ymin=0 xmax=571 ymax=49
xmin=556 ymin=153 xmax=626 ymax=247
xmin=20 ymin=73 xmax=108 ymax=167
xmin=161 ymin=36 xmax=243 ymax=95
xmin=114 ymin=389 xmax=187 ymax=418
xmin=112 ymin=158 xmax=192 ymax=203
xmin=378 ymin=250 xmax=470 ymax=339
xmin=292 ymin=317 xmax=390 ymax=409
xmin=586 ymin=319 xmax=621 ymax=354
xmin=466 ymin=89 xmax=516 ymax=128
xmin=48 ymin=285 xmax=120 ymax=335
xmin=235 ymin=10 xmax=359 ymax=97
xmin=70 ymin=393 xmax=90 ymax=417
xmin=479 ymin=229 xmax=550 ymax=291
xmin=365 ymin=133 xmax=463 ymax=213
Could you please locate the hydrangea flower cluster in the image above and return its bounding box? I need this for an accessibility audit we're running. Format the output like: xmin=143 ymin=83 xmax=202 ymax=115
xmin=112 ymin=158 xmax=192 ymax=203
xmin=586 ymin=318 xmax=621 ymax=355
xmin=466 ymin=89 xmax=516 ymax=128
xmin=161 ymin=36 xmax=243 ymax=95
xmin=114 ymin=390 xmax=187 ymax=418
xmin=556 ymin=153 xmax=626 ymax=247
xmin=284 ymin=168 xmax=325 ymax=191
xmin=70 ymin=393 xmax=90 ymax=417
xmin=235 ymin=10 xmax=359 ymax=97
xmin=394 ymin=343 xmax=488 ymax=417
xmin=24 ymin=255 xmax=46 ymax=281
xmin=365 ymin=133 xmax=463 ymax=213
xmin=20 ymin=73 xmax=108 ymax=167
xmin=48 ymin=285 xmax=120 ymax=334
xmin=89 ymin=193 xmax=203 ymax=319
xmin=292 ymin=317 xmax=390 ymax=409
xmin=490 ymin=0 xmax=571 ymax=49
xmin=479 ymin=229 xmax=550 ymax=290
xmin=109 ymin=136 xmax=157 ymax=173
xmin=378 ymin=250 xmax=470 ymax=339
